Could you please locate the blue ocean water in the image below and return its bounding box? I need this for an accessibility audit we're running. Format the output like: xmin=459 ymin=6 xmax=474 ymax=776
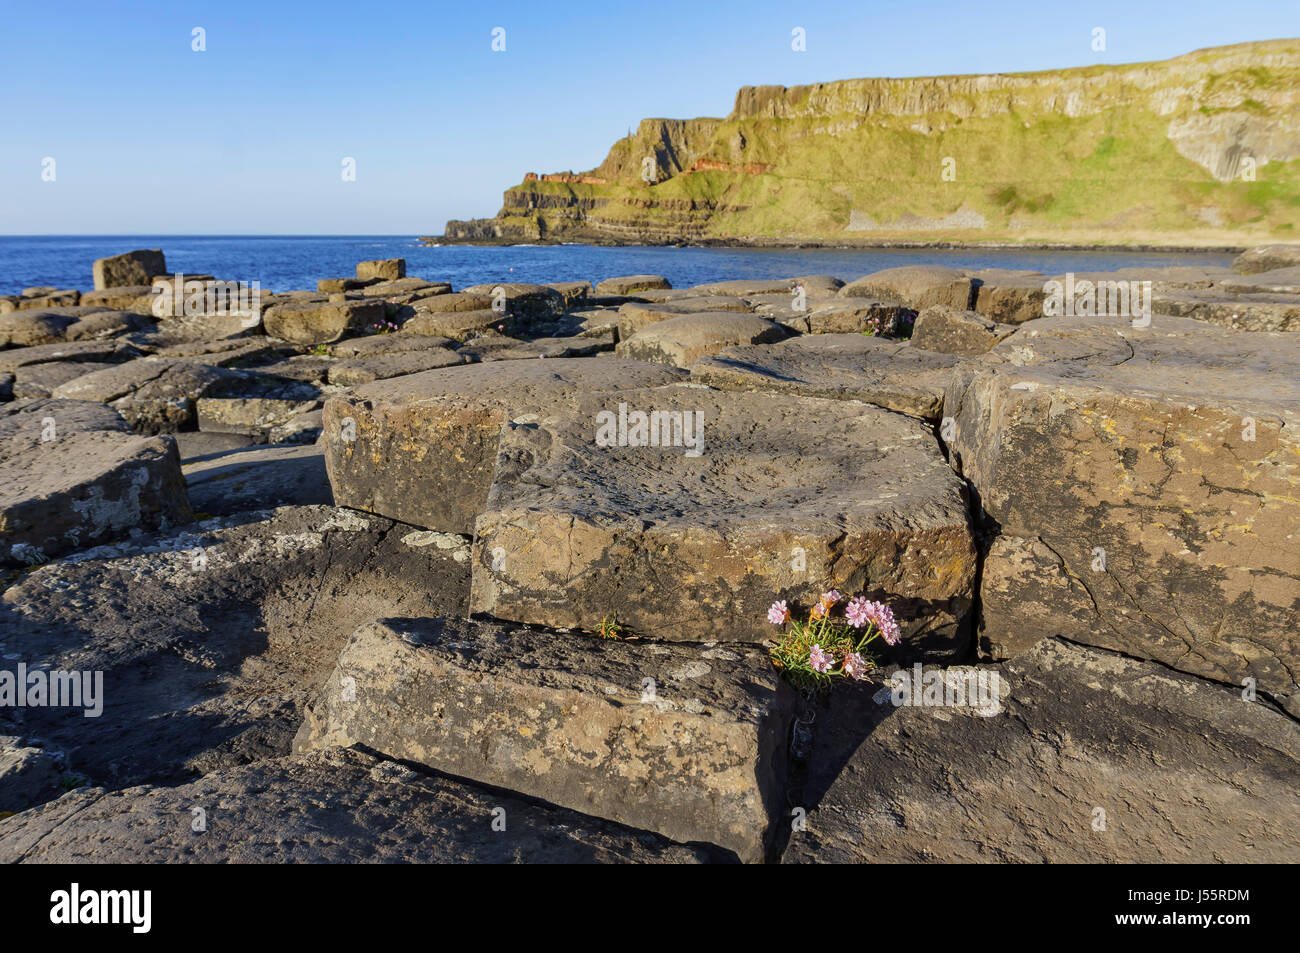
xmin=0 ymin=235 xmax=1237 ymax=296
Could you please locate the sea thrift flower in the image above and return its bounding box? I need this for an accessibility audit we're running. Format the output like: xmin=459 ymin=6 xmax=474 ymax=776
xmin=845 ymin=596 xmax=870 ymax=629
xmin=810 ymin=602 xmax=826 ymax=620
xmin=820 ymin=589 xmax=841 ymax=609
xmin=862 ymin=600 xmax=901 ymax=645
xmin=809 ymin=644 xmax=834 ymax=673
xmin=768 ymin=600 xmax=790 ymax=625
xmin=843 ymin=652 xmax=868 ymax=680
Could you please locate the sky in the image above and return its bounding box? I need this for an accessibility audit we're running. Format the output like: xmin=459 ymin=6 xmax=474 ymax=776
xmin=0 ymin=0 xmax=1296 ymax=235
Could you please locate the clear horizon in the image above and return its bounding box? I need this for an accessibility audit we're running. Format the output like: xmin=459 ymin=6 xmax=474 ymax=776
xmin=2 ymin=0 xmax=1296 ymax=235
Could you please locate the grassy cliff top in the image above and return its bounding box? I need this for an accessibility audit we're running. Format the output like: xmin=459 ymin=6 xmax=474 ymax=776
xmin=452 ymin=40 xmax=1300 ymax=247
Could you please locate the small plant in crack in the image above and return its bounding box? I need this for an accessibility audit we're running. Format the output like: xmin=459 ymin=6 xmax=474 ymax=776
xmin=768 ymin=590 xmax=900 ymax=693
xmin=860 ymin=311 xmax=914 ymax=338
xmin=594 ymin=615 xmax=623 ymax=640
xmin=59 ymin=773 xmax=89 ymax=792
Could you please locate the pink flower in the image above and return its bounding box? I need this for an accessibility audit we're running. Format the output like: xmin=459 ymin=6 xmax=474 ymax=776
xmin=809 ymin=644 xmax=834 ymax=673
xmin=843 ymin=652 xmax=868 ymax=680
xmin=820 ymin=589 xmax=841 ymax=608
xmin=767 ymin=600 xmax=790 ymax=625
xmin=845 ymin=597 xmax=870 ymax=629
xmin=862 ymin=600 xmax=901 ymax=645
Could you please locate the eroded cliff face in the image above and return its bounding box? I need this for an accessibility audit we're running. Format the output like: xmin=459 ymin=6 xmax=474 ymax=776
xmin=441 ymin=40 xmax=1300 ymax=246
xmin=589 ymin=118 xmax=726 ymax=182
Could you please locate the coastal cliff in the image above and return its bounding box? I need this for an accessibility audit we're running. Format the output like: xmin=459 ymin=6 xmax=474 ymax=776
xmin=436 ymin=40 xmax=1300 ymax=246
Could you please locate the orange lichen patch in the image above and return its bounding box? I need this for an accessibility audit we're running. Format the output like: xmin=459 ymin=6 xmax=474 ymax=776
xmin=686 ymin=158 xmax=773 ymax=175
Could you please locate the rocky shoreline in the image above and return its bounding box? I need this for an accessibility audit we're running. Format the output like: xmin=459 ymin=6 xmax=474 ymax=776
xmin=1 ymin=244 xmax=1297 ymax=863
xmin=421 ymin=234 xmax=1251 ymax=252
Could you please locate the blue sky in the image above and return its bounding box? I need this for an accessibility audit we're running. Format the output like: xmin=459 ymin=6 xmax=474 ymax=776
xmin=1 ymin=0 xmax=1295 ymax=234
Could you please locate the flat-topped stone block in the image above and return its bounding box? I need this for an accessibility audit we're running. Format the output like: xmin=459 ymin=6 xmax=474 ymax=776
xmin=263 ymin=299 xmax=385 ymax=345
xmin=294 ymin=616 xmax=793 ymax=862
xmin=0 ymin=747 xmax=708 ymax=863
xmin=460 ymin=282 xmax=565 ymax=319
xmin=616 ymin=297 xmax=753 ymax=339
xmin=92 ymin=249 xmax=166 ymax=290
xmin=52 ymin=359 xmax=255 ymax=433
xmin=946 ymin=314 xmax=1300 ymax=713
xmin=323 ymin=358 xmax=686 ymax=533
xmin=326 ymin=348 xmax=469 ymax=386
xmin=692 ymin=333 xmax=963 ymax=420
xmin=1 ymin=399 xmax=191 ymax=566
xmin=911 ymin=306 xmax=1017 ymax=355
xmin=616 ymin=312 xmax=787 ymax=368
xmin=356 ymin=258 xmax=406 ymax=281
xmin=783 ymin=639 xmax=1300 ymax=863
xmin=595 ymin=275 xmax=671 ymax=295
xmin=840 ymin=265 xmax=975 ymax=310
xmin=470 ymin=383 xmax=977 ymax=650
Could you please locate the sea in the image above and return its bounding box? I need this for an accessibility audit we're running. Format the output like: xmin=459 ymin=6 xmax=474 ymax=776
xmin=0 ymin=235 xmax=1237 ymax=297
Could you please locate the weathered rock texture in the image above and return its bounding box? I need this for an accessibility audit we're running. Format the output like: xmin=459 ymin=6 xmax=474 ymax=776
xmin=0 ymin=506 xmax=470 ymax=793
xmin=595 ymin=275 xmax=671 ymax=295
xmin=945 ymin=314 xmax=1300 ymax=713
xmin=92 ymin=249 xmax=166 ymax=290
xmin=326 ymin=348 xmax=469 ymax=386
xmin=692 ymin=333 xmax=962 ymax=420
xmin=911 ymin=306 xmax=1017 ymax=355
xmin=471 ymin=384 xmax=976 ymax=651
xmin=1 ymin=399 xmax=192 ymax=565
xmin=840 ymin=266 xmax=975 ymax=310
xmin=0 ymin=747 xmax=707 ymax=863
xmin=295 ymin=616 xmax=793 ymax=862
xmin=1232 ymin=243 xmax=1300 ymax=274
xmin=0 ymin=737 xmax=65 ymax=813
xmin=782 ymin=640 xmax=1300 ymax=863
xmin=263 ymin=299 xmax=385 ymax=345
xmin=616 ymin=313 xmax=787 ymax=368
xmin=969 ymin=270 xmax=1051 ymax=324
xmin=54 ymin=360 xmax=255 ymax=432
xmin=356 ymin=258 xmax=406 ymax=281
xmin=617 ymin=299 xmax=753 ymax=339
xmin=323 ymin=358 xmax=685 ymax=534
xmin=0 ymin=308 xmax=150 ymax=348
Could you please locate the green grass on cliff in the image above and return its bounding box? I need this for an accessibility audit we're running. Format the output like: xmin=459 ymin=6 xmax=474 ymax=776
xmin=483 ymin=42 xmax=1300 ymax=243
xmin=688 ymin=107 xmax=1298 ymax=238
